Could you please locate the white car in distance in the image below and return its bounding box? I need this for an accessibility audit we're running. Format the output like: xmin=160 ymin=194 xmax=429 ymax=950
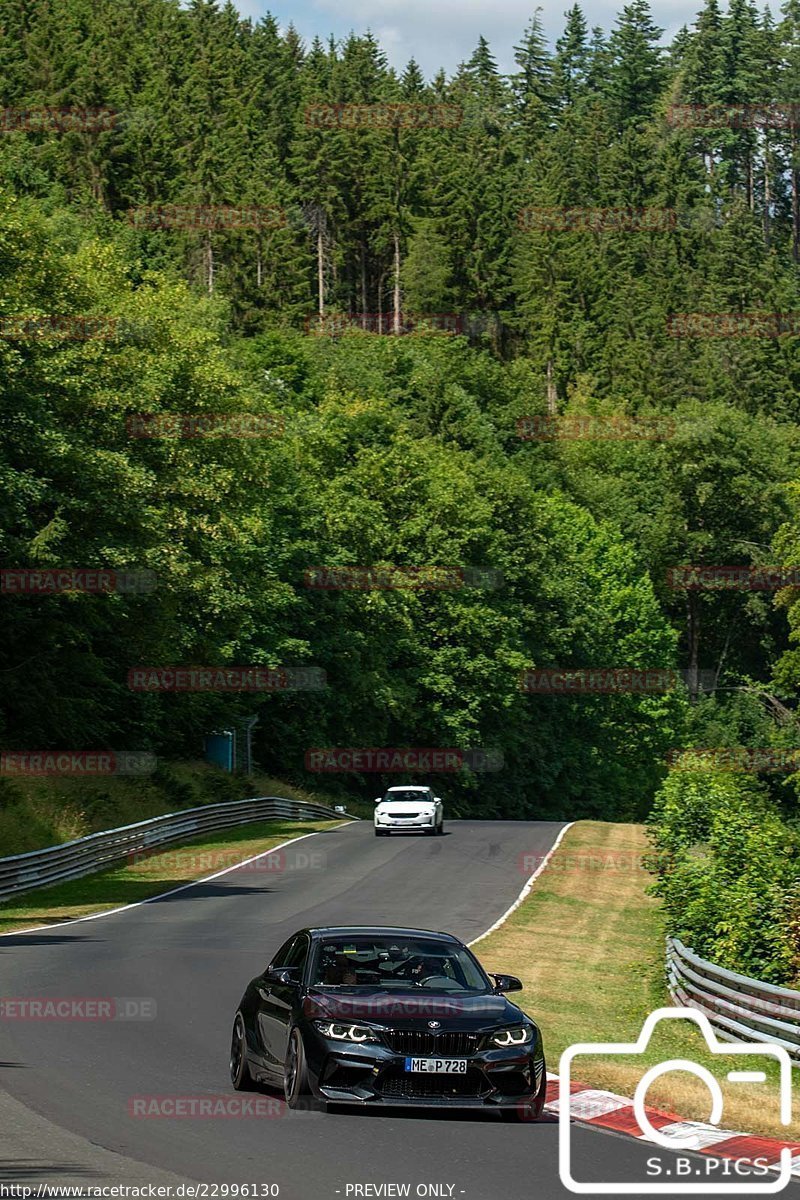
xmin=373 ymin=785 xmax=444 ymax=837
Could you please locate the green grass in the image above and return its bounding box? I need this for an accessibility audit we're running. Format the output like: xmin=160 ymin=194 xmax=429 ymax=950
xmin=476 ymin=821 xmax=796 ymax=1140
xmin=0 ymin=759 xmax=370 ymax=856
xmin=0 ymin=817 xmax=343 ymax=934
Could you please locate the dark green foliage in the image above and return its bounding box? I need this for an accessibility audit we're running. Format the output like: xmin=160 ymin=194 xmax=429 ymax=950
xmin=2 ymin=0 xmax=800 ymax=946
xmin=649 ymin=767 xmax=800 ymax=985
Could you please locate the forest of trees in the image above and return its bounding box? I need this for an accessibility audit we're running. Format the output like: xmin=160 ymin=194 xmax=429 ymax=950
xmin=2 ymin=0 xmax=800 ymax=870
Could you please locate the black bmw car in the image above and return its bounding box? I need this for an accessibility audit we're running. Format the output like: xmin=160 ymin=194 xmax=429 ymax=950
xmin=229 ymin=925 xmax=547 ymax=1119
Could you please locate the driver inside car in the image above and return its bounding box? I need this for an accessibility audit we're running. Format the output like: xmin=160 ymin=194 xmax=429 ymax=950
xmin=408 ymin=955 xmax=445 ymax=985
xmin=321 ymin=953 xmax=358 ymax=985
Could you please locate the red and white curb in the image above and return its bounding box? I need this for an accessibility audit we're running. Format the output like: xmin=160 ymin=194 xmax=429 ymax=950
xmin=544 ymin=1074 xmax=800 ymax=1176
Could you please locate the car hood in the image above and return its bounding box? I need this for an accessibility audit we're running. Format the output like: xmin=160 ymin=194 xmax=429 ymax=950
xmin=303 ymin=989 xmax=529 ymax=1029
xmin=376 ymin=801 xmax=433 ymax=811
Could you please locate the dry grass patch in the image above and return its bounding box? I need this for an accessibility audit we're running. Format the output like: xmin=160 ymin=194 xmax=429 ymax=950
xmin=475 ymin=821 xmax=796 ymax=1139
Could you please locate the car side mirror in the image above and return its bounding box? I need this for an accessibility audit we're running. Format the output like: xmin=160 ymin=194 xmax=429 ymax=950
xmin=434 ymin=797 xmax=442 ymax=803
xmin=374 ymin=797 xmax=382 ymax=804
xmin=490 ymin=973 xmax=523 ymax=993
xmin=266 ymin=966 xmax=300 ymax=985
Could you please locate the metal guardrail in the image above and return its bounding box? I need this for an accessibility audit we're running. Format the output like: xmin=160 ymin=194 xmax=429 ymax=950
xmin=667 ymin=935 xmax=800 ymax=1063
xmin=0 ymin=796 xmax=352 ymax=902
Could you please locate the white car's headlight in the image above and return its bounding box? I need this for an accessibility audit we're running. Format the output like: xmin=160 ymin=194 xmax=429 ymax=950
xmin=313 ymin=1021 xmax=377 ymax=1043
xmin=489 ymin=1026 xmax=534 ymax=1047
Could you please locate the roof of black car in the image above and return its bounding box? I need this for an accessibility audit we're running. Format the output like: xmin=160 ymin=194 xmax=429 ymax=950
xmin=306 ymin=926 xmax=460 ymax=941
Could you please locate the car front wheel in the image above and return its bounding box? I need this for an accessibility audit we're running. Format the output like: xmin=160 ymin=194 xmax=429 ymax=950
xmin=284 ymin=1028 xmax=311 ymax=1109
xmin=230 ymin=1013 xmax=256 ymax=1091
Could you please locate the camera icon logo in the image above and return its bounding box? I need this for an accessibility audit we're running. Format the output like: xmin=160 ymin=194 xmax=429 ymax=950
xmin=558 ymin=1007 xmax=793 ymax=1194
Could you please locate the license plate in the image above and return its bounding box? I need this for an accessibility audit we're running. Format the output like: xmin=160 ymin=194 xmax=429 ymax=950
xmin=405 ymin=1057 xmax=468 ymax=1074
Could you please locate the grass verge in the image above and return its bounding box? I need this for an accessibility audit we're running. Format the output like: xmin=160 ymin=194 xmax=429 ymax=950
xmin=476 ymin=820 xmax=796 ymax=1140
xmin=0 ymin=818 xmax=343 ymax=934
xmin=0 ymin=759 xmax=370 ymax=856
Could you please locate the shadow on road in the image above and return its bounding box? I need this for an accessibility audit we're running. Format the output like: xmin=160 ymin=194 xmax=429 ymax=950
xmin=323 ymin=1103 xmax=558 ymax=1125
xmin=0 ymin=1160 xmax=106 ymax=1181
xmin=0 ymin=933 xmax=103 ymax=948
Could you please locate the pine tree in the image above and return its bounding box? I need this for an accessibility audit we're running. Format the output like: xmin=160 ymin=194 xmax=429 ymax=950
xmin=554 ymin=4 xmax=590 ymax=108
xmin=779 ymin=0 xmax=800 ymax=258
xmin=605 ymin=0 xmax=665 ymax=126
xmin=512 ymin=9 xmax=556 ymax=143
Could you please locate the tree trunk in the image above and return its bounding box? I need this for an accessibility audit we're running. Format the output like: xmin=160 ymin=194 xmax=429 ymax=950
xmin=205 ymin=236 xmax=214 ymax=296
xmin=361 ymin=243 xmax=368 ymax=329
xmin=793 ymin=159 xmax=800 ymax=264
xmin=256 ymin=243 xmax=263 ymax=288
xmin=392 ymin=232 xmax=401 ymax=335
xmin=764 ymin=141 xmax=771 ymax=247
xmin=712 ymin=617 xmax=736 ymax=697
xmin=686 ymin=593 xmax=700 ymax=704
xmin=317 ymin=227 xmax=325 ymax=317
xmin=546 ymin=359 xmax=557 ymax=414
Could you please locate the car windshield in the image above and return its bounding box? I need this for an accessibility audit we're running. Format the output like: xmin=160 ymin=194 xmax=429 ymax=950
xmin=310 ymin=936 xmax=489 ymax=993
xmin=381 ymin=790 xmax=430 ymax=803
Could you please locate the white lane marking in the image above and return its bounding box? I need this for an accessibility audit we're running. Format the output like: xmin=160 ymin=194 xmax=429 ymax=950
xmin=549 ymin=1090 xmax=631 ymax=1120
xmin=727 ymin=1071 xmax=766 ymax=1083
xmin=0 ymin=824 xmax=355 ymax=938
xmin=468 ymin=821 xmax=575 ymax=945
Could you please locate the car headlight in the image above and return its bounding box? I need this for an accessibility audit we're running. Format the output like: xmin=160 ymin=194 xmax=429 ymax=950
xmin=313 ymin=1020 xmax=377 ymax=1043
xmin=489 ymin=1026 xmax=535 ymax=1047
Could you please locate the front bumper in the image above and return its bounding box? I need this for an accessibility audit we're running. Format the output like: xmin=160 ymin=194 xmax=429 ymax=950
xmin=306 ymin=1035 xmax=545 ymax=1108
xmin=374 ymin=815 xmax=436 ymax=832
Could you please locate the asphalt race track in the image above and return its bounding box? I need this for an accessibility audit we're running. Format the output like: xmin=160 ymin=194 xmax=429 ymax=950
xmin=1 ymin=820 xmax=797 ymax=1200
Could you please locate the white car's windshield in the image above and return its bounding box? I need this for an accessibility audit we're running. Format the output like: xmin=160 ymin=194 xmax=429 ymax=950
xmin=310 ymin=936 xmax=488 ymax=992
xmin=381 ymin=790 xmax=431 ymax=803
